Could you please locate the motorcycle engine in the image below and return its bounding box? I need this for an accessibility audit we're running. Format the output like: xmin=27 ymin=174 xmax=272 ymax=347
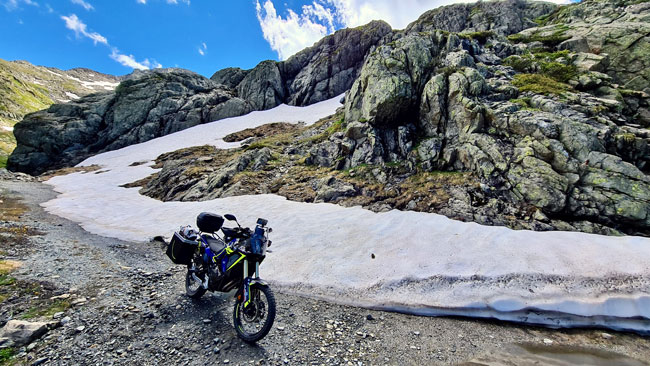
xmin=208 ymin=264 xmax=223 ymax=287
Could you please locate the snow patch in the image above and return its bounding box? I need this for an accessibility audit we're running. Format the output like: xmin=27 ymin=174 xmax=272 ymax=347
xmin=41 ymin=95 xmax=650 ymax=333
xmin=1 ymin=126 xmax=13 ymax=132
xmin=81 ymin=80 xmax=119 ymax=90
xmin=65 ymin=92 xmax=80 ymax=100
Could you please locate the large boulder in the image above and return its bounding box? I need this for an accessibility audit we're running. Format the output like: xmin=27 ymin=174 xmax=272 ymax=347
xmin=0 ymin=320 xmax=49 ymax=348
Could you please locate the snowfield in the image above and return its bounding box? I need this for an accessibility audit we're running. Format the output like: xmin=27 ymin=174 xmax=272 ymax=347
xmin=42 ymin=96 xmax=650 ymax=333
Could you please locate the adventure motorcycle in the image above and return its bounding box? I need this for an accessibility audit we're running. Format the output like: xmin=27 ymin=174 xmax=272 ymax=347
xmin=165 ymin=212 xmax=275 ymax=342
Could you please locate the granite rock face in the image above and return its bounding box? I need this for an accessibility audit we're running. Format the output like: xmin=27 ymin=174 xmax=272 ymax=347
xmin=405 ymin=0 xmax=557 ymax=35
xmin=8 ymin=69 xmax=252 ymax=174
xmin=306 ymin=4 xmax=650 ymax=235
xmin=513 ymin=0 xmax=650 ymax=93
xmin=212 ymin=20 xmax=393 ymax=109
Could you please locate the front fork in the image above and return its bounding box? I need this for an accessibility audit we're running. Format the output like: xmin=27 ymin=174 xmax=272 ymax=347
xmin=239 ymin=260 xmax=263 ymax=308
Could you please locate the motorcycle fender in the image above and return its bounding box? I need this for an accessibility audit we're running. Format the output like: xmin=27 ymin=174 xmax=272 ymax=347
xmin=235 ymin=278 xmax=269 ymax=306
xmin=249 ymin=278 xmax=268 ymax=287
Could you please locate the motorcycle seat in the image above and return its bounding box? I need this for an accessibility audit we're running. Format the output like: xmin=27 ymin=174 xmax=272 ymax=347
xmin=202 ymin=235 xmax=225 ymax=253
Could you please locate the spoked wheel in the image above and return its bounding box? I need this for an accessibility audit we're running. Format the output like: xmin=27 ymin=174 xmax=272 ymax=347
xmin=233 ymin=284 xmax=276 ymax=343
xmin=185 ymin=265 xmax=207 ymax=299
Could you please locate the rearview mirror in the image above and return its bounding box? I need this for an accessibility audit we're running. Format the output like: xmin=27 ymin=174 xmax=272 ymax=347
xmin=224 ymin=214 xmax=237 ymax=221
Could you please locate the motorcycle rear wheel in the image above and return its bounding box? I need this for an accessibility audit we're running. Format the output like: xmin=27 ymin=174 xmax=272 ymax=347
xmin=233 ymin=284 xmax=276 ymax=343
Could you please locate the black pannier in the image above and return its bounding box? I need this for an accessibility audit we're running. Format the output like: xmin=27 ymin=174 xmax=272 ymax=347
xmin=166 ymin=232 xmax=199 ymax=265
xmin=197 ymin=212 xmax=224 ymax=233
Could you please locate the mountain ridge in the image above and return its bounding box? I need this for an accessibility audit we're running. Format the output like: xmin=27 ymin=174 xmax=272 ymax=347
xmin=0 ymin=58 xmax=121 ymax=167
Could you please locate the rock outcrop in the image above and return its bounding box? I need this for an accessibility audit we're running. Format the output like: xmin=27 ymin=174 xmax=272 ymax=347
xmin=212 ymin=20 xmax=393 ymax=109
xmin=405 ymin=0 xmax=556 ymax=35
xmin=9 ymin=21 xmax=393 ymax=175
xmin=8 ymin=69 xmax=252 ymax=174
xmin=303 ymin=0 xmax=650 ymax=235
xmin=510 ymin=0 xmax=650 ymax=93
xmin=0 ymin=59 xmax=121 ymax=166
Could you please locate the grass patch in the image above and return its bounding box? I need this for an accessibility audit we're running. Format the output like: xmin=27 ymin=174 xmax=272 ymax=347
xmin=512 ymin=74 xmax=571 ymax=95
xmin=458 ymin=31 xmax=495 ymax=43
xmin=0 ymin=274 xmax=16 ymax=286
xmin=503 ymin=56 xmax=534 ymax=73
xmin=510 ymin=97 xmax=532 ymax=108
xmin=21 ymin=299 xmax=70 ymax=319
xmin=0 ymin=348 xmax=15 ymax=364
xmin=0 ymin=154 xmax=6 ymax=169
xmin=223 ymin=122 xmax=298 ymax=143
xmin=533 ymin=50 xmax=570 ymax=61
xmin=507 ymin=31 xmax=571 ymax=48
xmin=0 ymin=260 xmax=21 ymax=275
xmin=504 ymin=51 xmax=577 ymax=83
xmin=325 ymin=118 xmax=345 ymax=135
xmin=539 ymin=62 xmax=578 ymax=83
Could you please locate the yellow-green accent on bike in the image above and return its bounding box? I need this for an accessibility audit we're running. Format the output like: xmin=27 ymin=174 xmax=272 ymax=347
xmin=228 ymin=253 xmax=246 ymax=271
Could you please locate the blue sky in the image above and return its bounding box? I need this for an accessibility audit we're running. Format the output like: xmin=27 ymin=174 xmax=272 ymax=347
xmin=1 ymin=0 xmax=571 ymax=78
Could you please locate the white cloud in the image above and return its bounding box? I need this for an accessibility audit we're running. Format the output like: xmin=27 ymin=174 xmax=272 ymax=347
xmin=70 ymin=0 xmax=93 ymax=11
xmin=256 ymin=0 xmax=485 ymax=59
xmin=198 ymin=42 xmax=207 ymax=56
xmin=110 ymin=48 xmax=162 ymax=70
xmin=328 ymin=0 xmax=474 ymax=29
xmin=61 ymin=13 xmax=107 ymax=45
xmin=60 ymin=14 xmax=162 ymax=71
xmin=255 ymin=0 xmax=334 ymax=60
xmin=3 ymin=0 xmax=39 ymax=11
xmin=136 ymin=0 xmax=146 ymax=3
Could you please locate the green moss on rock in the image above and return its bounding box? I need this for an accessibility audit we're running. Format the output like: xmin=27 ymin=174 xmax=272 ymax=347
xmin=513 ymin=74 xmax=571 ymax=95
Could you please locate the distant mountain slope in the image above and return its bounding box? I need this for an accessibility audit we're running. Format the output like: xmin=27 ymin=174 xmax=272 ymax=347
xmin=0 ymin=59 xmax=121 ymax=167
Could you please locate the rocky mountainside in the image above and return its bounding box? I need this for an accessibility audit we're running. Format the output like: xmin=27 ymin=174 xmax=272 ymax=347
xmin=7 ymin=0 xmax=552 ymax=174
xmin=8 ymin=0 xmax=650 ymax=236
xmin=0 ymin=59 xmax=120 ymax=167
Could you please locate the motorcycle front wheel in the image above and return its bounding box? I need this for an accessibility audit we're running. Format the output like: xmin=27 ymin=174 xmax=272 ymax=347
xmin=233 ymin=284 xmax=276 ymax=343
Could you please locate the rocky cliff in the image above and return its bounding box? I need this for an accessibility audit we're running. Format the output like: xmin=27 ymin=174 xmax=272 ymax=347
xmin=0 ymin=59 xmax=120 ymax=167
xmin=9 ymin=69 xmax=251 ymax=174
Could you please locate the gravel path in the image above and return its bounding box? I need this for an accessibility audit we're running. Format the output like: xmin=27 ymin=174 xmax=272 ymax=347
xmin=1 ymin=178 xmax=649 ymax=366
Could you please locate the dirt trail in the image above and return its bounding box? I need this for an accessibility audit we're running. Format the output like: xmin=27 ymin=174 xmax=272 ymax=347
xmin=1 ymin=178 xmax=649 ymax=366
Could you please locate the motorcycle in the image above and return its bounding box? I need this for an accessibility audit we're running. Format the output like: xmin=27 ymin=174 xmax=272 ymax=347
xmin=165 ymin=212 xmax=276 ymax=342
